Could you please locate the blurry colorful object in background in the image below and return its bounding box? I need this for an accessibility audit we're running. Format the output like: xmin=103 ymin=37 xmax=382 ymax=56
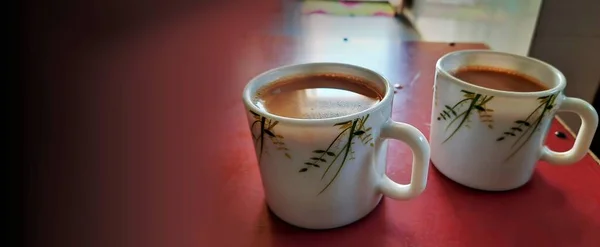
xmin=301 ymin=1 xmax=395 ymax=17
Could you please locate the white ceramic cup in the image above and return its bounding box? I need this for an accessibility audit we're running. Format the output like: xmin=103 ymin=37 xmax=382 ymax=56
xmin=242 ymin=63 xmax=430 ymax=229
xmin=430 ymin=50 xmax=598 ymax=191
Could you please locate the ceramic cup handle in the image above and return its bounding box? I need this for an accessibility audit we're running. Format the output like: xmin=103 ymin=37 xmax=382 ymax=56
xmin=541 ymin=97 xmax=599 ymax=165
xmin=378 ymin=120 xmax=430 ymax=200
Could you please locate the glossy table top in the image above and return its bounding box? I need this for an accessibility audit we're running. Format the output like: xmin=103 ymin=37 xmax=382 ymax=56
xmin=25 ymin=3 xmax=600 ymax=246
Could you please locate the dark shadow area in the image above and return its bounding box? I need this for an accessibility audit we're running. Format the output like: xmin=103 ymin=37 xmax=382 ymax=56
xmin=22 ymin=1 xmax=280 ymax=247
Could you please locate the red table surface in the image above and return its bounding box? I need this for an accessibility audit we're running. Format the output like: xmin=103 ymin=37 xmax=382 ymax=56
xmin=25 ymin=7 xmax=600 ymax=247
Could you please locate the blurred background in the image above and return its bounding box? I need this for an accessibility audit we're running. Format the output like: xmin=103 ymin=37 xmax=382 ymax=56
xmin=278 ymin=0 xmax=540 ymax=55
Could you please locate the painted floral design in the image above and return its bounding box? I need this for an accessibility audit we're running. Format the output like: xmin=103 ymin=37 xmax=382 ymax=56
xmin=300 ymin=114 xmax=374 ymax=195
xmin=437 ymin=90 xmax=495 ymax=143
xmin=249 ymin=110 xmax=291 ymax=163
xmin=497 ymin=93 xmax=558 ymax=160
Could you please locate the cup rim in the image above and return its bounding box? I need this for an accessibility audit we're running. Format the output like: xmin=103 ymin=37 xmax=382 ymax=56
xmin=242 ymin=62 xmax=393 ymax=126
xmin=436 ymin=50 xmax=566 ymax=98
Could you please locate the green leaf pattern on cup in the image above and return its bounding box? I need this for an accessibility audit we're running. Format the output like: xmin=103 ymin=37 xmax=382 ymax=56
xmin=438 ymin=90 xmax=560 ymax=161
xmin=497 ymin=93 xmax=558 ymax=161
xmin=249 ymin=110 xmax=291 ymax=162
xmin=299 ymin=114 xmax=374 ymax=195
xmin=438 ymin=90 xmax=494 ymax=143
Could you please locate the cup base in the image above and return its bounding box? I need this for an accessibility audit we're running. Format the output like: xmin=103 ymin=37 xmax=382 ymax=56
xmin=432 ymin=161 xmax=532 ymax=191
xmin=266 ymin=195 xmax=383 ymax=230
